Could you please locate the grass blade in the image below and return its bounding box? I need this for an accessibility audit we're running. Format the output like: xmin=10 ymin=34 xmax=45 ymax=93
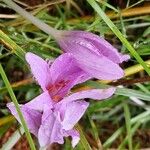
xmin=123 ymin=102 xmax=132 ymax=150
xmin=0 ymin=64 xmax=36 ymax=150
xmin=0 ymin=30 xmax=25 ymax=60
xmin=76 ymin=124 xmax=92 ymax=150
xmin=103 ymin=110 xmax=150 ymax=148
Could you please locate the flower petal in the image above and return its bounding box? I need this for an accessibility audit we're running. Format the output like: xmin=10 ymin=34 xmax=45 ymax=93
xmin=7 ymin=103 xmax=42 ymax=136
xmin=38 ymin=106 xmax=64 ymax=147
xmin=49 ymin=53 xmax=91 ymax=98
xmin=25 ymin=91 xmax=54 ymax=112
xmin=61 ymin=31 xmax=130 ymax=63
xmin=60 ymin=88 xmax=116 ymax=103
xmin=57 ymin=100 xmax=89 ymax=130
xmin=50 ymin=53 xmax=90 ymax=83
xmin=58 ymin=40 xmax=124 ymax=80
xmin=25 ymin=52 xmax=52 ymax=91
xmin=77 ymin=53 xmax=124 ymax=80
xmin=63 ymin=129 xmax=80 ymax=148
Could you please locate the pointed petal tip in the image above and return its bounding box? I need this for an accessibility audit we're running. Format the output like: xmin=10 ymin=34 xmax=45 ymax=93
xmin=72 ymin=135 xmax=80 ymax=148
xmin=25 ymin=52 xmax=44 ymax=64
xmin=112 ymin=68 xmax=125 ymax=80
xmin=89 ymin=87 xmax=116 ymax=101
xmin=106 ymin=63 xmax=125 ymax=80
xmin=95 ymin=65 xmax=125 ymax=80
xmin=25 ymin=52 xmax=33 ymax=61
xmin=64 ymin=129 xmax=80 ymax=148
xmin=61 ymin=101 xmax=89 ymax=130
xmin=6 ymin=102 xmax=15 ymax=112
xmin=6 ymin=102 xmax=12 ymax=108
xmin=25 ymin=52 xmax=40 ymax=64
xmin=25 ymin=52 xmax=52 ymax=91
xmin=120 ymin=53 xmax=131 ymax=63
xmin=121 ymin=54 xmax=130 ymax=62
xmin=104 ymin=87 xmax=116 ymax=96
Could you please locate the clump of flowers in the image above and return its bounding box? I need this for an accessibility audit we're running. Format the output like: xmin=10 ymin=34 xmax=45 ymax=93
xmin=7 ymin=53 xmax=116 ymax=148
xmin=4 ymin=0 xmax=130 ymax=148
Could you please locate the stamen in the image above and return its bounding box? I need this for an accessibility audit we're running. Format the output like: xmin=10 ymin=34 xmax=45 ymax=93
xmin=47 ymin=80 xmax=70 ymax=101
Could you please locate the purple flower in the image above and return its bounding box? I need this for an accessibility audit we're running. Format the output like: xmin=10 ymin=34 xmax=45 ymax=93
xmin=7 ymin=53 xmax=115 ymax=148
xmin=56 ymin=30 xmax=130 ymax=80
xmin=2 ymin=0 xmax=129 ymax=80
xmin=25 ymin=52 xmax=91 ymax=101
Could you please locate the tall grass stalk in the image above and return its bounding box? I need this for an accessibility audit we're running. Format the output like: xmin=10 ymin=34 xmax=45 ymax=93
xmin=0 ymin=64 xmax=36 ymax=150
xmin=123 ymin=103 xmax=132 ymax=150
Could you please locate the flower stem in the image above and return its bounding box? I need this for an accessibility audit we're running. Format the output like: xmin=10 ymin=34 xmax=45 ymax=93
xmin=2 ymin=0 xmax=61 ymax=39
xmin=0 ymin=64 xmax=36 ymax=150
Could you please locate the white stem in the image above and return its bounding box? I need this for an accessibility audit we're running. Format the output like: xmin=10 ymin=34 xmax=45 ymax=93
xmin=3 ymin=0 xmax=61 ymax=39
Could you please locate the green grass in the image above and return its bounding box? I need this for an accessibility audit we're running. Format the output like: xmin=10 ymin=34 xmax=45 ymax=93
xmin=0 ymin=64 xmax=36 ymax=150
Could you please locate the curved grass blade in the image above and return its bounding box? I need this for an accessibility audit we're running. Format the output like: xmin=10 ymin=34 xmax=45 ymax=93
xmin=0 ymin=64 xmax=36 ymax=150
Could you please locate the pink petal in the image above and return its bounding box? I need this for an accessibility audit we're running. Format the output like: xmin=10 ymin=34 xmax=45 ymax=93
xmin=38 ymin=106 xmax=64 ymax=147
xmin=55 ymin=88 xmax=115 ymax=131
xmin=7 ymin=103 xmax=42 ymax=136
xmin=49 ymin=53 xmax=91 ymax=98
xmin=25 ymin=52 xmax=52 ymax=91
xmin=58 ymin=100 xmax=89 ymax=130
xmin=51 ymin=53 xmax=79 ymax=82
xmin=77 ymin=53 xmax=124 ymax=80
xmin=61 ymin=31 xmax=130 ymax=63
xmin=25 ymin=91 xmax=54 ymax=112
xmin=119 ymin=53 xmax=130 ymax=62
xmin=60 ymin=88 xmax=116 ymax=104
xmin=58 ymin=41 xmax=124 ymax=80
xmin=63 ymin=129 xmax=80 ymax=148
xmin=50 ymin=53 xmax=90 ymax=83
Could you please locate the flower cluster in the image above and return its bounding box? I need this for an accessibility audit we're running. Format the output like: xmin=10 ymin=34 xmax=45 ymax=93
xmin=7 ymin=31 xmax=129 ymax=148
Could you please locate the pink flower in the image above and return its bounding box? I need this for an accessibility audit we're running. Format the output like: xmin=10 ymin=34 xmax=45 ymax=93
xmin=57 ymin=30 xmax=130 ymax=80
xmin=7 ymin=53 xmax=115 ymax=148
xmin=2 ymin=0 xmax=129 ymax=80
